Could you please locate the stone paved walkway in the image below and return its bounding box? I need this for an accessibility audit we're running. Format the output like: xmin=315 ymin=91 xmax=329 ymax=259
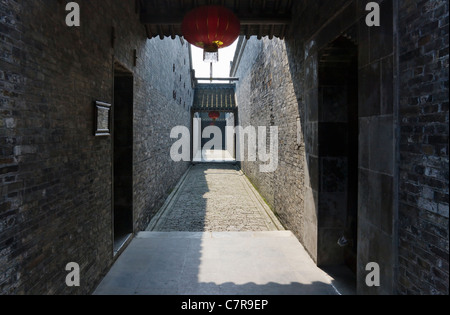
xmin=146 ymin=163 xmax=284 ymax=232
xmin=94 ymin=162 xmax=349 ymax=295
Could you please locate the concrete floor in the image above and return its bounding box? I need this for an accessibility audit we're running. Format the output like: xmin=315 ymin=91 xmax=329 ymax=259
xmin=93 ymin=162 xmax=355 ymax=295
xmin=93 ymin=231 xmax=341 ymax=295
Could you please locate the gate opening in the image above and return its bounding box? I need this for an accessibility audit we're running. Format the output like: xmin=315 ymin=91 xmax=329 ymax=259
xmin=113 ymin=63 xmax=134 ymax=254
xmin=317 ymin=36 xmax=359 ymax=276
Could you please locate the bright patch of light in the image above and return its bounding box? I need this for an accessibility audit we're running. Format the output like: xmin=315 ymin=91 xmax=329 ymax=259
xmin=191 ymin=39 xmax=238 ymax=83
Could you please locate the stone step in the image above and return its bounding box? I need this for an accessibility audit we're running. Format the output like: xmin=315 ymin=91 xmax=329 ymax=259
xmin=137 ymin=231 xmax=295 ymax=239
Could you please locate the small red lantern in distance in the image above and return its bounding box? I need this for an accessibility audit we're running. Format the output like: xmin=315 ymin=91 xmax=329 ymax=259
xmin=182 ymin=5 xmax=240 ymax=62
xmin=209 ymin=111 xmax=221 ymax=125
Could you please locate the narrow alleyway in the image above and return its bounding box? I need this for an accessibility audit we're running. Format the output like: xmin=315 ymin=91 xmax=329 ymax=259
xmin=1 ymin=0 xmax=447 ymax=297
xmin=93 ymin=163 xmax=347 ymax=295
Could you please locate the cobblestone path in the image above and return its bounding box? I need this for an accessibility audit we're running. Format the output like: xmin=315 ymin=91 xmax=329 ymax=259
xmin=146 ymin=163 xmax=283 ymax=232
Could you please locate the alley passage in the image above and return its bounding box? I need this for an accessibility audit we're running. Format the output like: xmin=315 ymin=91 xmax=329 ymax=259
xmin=146 ymin=163 xmax=284 ymax=232
xmin=94 ymin=163 xmax=341 ymax=295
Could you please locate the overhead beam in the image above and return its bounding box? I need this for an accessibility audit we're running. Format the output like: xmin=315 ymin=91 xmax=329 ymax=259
xmin=140 ymin=15 xmax=291 ymax=26
xmin=195 ymin=77 xmax=239 ymax=82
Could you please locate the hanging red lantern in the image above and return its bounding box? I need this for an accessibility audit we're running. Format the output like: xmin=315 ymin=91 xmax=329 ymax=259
xmin=208 ymin=111 xmax=220 ymax=125
xmin=181 ymin=5 xmax=240 ymax=62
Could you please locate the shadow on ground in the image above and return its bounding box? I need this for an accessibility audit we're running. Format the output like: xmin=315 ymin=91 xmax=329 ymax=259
xmin=94 ymin=163 xmax=355 ymax=295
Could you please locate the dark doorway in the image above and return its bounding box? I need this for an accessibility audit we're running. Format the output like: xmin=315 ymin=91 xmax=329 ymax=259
xmin=200 ymin=112 xmax=226 ymax=150
xmin=317 ymin=36 xmax=358 ymax=275
xmin=113 ymin=63 xmax=134 ymax=254
xmin=192 ymin=111 xmax=236 ymax=162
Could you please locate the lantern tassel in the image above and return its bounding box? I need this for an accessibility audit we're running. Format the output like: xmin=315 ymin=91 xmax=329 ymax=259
xmin=203 ymin=43 xmax=219 ymax=63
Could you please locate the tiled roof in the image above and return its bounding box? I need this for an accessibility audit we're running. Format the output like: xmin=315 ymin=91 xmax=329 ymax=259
xmin=192 ymin=84 xmax=237 ymax=111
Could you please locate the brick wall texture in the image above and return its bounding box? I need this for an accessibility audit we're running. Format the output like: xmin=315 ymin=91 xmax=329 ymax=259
xmin=397 ymin=0 xmax=449 ymax=295
xmin=234 ymin=0 xmax=448 ymax=295
xmin=0 ymin=0 xmax=192 ymax=294
xmin=0 ymin=0 xmax=448 ymax=295
xmin=233 ymin=37 xmax=305 ymax=248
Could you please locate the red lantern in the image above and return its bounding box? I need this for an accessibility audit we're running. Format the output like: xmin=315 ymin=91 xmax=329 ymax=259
xmin=208 ymin=111 xmax=220 ymax=125
xmin=181 ymin=5 xmax=240 ymax=62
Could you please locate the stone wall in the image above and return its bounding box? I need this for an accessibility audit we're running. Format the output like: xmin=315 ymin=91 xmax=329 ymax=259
xmin=397 ymin=0 xmax=449 ymax=295
xmin=252 ymin=0 xmax=395 ymax=295
xmin=233 ymin=0 xmax=447 ymax=295
xmin=233 ymin=37 xmax=305 ymax=240
xmin=132 ymin=34 xmax=194 ymax=231
xmin=0 ymin=0 xmax=192 ymax=294
xmin=0 ymin=0 xmax=447 ymax=296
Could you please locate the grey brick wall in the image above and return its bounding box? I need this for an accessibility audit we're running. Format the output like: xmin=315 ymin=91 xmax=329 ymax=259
xmin=0 ymin=0 xmax=192 ymax=294
xmin=0 ymin=0 xmax=447 ymax=296
xmin=132 ymin=36 xmax=194 ymax=232
xmin=232 ymin=0 xmax=447 ymax=295
xmin=241 ymin=0 xmax=398 ymax=295
xmin=234 ymin=37 xmax=305 ymax=240
xmin=398 ymin=0 xmax=449 ymax=295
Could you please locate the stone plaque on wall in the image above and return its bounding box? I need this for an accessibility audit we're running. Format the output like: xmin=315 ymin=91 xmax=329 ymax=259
xmin=94 ymin=101 xmax=111 ymax=136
